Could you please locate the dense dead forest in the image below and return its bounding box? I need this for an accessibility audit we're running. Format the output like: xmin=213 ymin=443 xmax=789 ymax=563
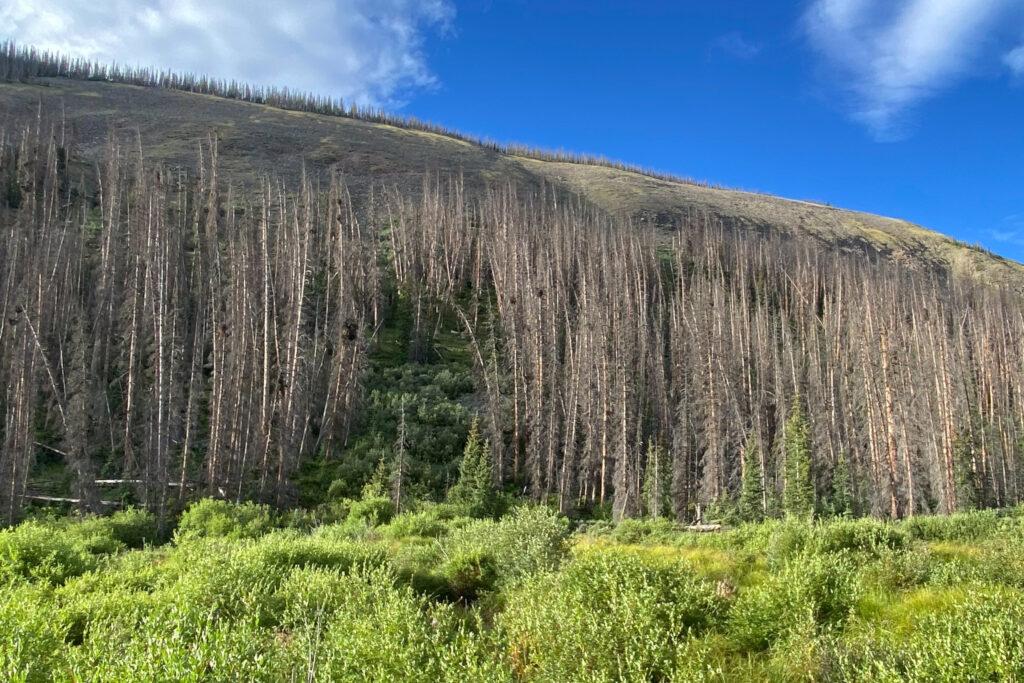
xmin=2 ymin=103 xmax=1023 ymax=525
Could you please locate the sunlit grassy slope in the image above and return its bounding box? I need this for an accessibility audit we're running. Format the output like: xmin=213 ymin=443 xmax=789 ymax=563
xmin=2 ymin=77 xmax=1021 ymax=287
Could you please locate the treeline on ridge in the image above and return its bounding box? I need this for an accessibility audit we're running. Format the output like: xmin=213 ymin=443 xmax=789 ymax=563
xmin=0 ymin=40 xmax=720 ymax=190
xmin=1 ymin=111 xmax=1023 ymax=526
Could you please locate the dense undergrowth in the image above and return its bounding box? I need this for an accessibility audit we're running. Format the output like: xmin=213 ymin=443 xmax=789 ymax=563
xmin=3 ymin=500 xmax=1024 ymax=681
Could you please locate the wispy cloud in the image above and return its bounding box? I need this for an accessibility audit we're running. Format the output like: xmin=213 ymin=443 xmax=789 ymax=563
xmin=803 ymin=0 xmax=1016 ymax=139
xmin=0 ymin=0 xmax=454 ymax=107
xmin=1006 ymin=45 xmax=1024 ymax=75
xmin=989 ymin=214 xmax=1024 ymax=246
xmin=713 ymin=32 xmax=763 ymax=60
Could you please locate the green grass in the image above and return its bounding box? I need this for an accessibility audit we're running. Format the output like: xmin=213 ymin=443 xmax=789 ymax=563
xmin=4 ymin=503 xmax=1024 ymax=681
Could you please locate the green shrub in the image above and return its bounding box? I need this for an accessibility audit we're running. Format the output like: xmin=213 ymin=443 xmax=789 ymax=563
xmin=444 ymin=505 xmax=569 ymax=585
xmin=61 ymin=522 xmax=127 ymax=556
xmin=160 ymin=537 xmax=283 ymax=625
xmin=900 ymin=509 xmax=1002 ymax=542
xmin=923 ymin=540 xmax=1024 ymax=589
xmin=609 ymin=517 xmax=679 ymax=544
xmin=0 ymin=521 xmax=94 ymax=586
xmin=327 ymin=478 xmax=354 ymax=501
xmin=164 ymin=531 xmax=390 ymax=628
xmin=104 ymin=508 xmax=159 ymax=548
xmin=728 ymin=551 xmax=861 ymax=652
xmin=67 ymin=608 xmax=285 ymax=681
xmin=60 ymin=549 xmax=165 ymax=596
xmin=438 ymin=549 xmax=498 ymax=602
xmin=313 ymin=517 xmax=373 ymax=541
xmin=499 ymin=553 xmax=724 ymax=681
xmin=244 ymin=531 xmax=389 ymax=576
xmin=174 ymin=499 xmax=275 ymax=542
xmin=858 ymin=547 xmax=932 ymax=593
xmin=764 ymin=518 xmax=814 ymax=565
xmin=380 ymin=508 xmax=453 ymax=539
xmin=836 ymin=587 xmax=1024 ymax=682
xmin=48 ymin=509 xmax=157 ymax=558
xmin=277 ymin=564 xmax=509 ymax=681
xmin=816 ymin=518 xmax=910 ymax=557
xmin=347 ymin=496 xmax=395 ymax=526
xmin=0 ymin=584 xmax=69 ymax=681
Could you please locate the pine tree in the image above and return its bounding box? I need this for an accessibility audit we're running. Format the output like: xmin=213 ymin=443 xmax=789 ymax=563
xmin=642 ymin=440 xmax=671 ymax=519
xmin=830 ymin=452 xmax=853 ymax=517
xmin=953 ymin=428 xmax=979 ymax=511
xmin=362 ymin=456 xmax=390 ymax=499
xmin=738 ymin=435 xmax=764 ymax=522
xmin=448 ymin=417 xmax=495 ymax=517
xmin=783 ymin=396 xmax=815 ymax=520
xmin=390 ymin=395 xmax=409 ymax=512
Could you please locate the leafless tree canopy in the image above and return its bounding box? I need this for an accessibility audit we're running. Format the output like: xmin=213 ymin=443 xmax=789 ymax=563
xmin=1 ymin=110 xmax=1022 ymax=524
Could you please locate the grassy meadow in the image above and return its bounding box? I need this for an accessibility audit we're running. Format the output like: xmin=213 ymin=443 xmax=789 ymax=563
xmin=3 ymin=499 xmax=1024 ymax=681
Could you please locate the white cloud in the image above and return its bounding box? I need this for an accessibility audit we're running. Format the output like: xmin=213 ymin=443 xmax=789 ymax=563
xmin=990 ymin=214 xmax=1024 ymax=246
xmin=804 ymin=0 xmax=1014 ymax=139
xmin=1006 ymin=45 xmax=1024 ymax=74
xmin=0 ymin=0 xmax=454 ymax=107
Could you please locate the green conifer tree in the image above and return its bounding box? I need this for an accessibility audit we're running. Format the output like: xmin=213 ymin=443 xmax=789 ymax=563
xmin=783 ymin=396 xmax=815 ymax=520
xmin=448 ymin=417 xmax=495 ymax=517
xmin=830 ymin=452 xmax=853 ymax=517
xmin=953 ymin=428 xmax=980 ymax=511
xmin=738 ymin=436 xmax=765 ymax=522
xmin=642 ymin=440 xmax=671 ymax=519
xmin=362 ymin=456 xmax=390 ymax=499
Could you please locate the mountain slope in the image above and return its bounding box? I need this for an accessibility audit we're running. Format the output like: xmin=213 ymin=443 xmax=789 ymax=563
xmin=1 ymin=77 xmax=1021 ymax=287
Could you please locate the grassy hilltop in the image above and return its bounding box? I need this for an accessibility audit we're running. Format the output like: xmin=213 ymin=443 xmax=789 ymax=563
xmin=1 ymin=77 xmax=1022 ymax=287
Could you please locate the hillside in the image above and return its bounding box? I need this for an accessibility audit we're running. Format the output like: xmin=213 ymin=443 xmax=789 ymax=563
xmin=1 ymin=77 xmax=1021 ymax=287
xmin=3 ymin=58 xmax=1024 ymax=529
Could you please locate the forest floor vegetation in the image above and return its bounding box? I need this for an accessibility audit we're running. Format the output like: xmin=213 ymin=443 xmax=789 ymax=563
xmin=3 ymin=500 xmax=1024 ymax=681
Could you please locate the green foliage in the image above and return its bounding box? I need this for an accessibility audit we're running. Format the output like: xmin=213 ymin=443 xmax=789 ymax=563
xmin=815 ymin=518 xmax=910 ymax=557
xmin=739 ymin=436 xmax=765 ymax=522
xmin=447 ymin=417 xmax=497 ymax=518
xmin=783 ymin=396 xmax=815 ymax=520
xmin=728 ymin=551 xmax=861 ymax=651
xmin=609 ymin=517 xmax=680 ymax=545
xmin=174 ymin=498 xmax=275 ymax=542
xmin=444 ymin=505 xmax=570 ymax=585
xmin=641 ymin=440 xmax=672 ymax=519
xmin=58 ymin=508 xmax=159 ymax=553
xmin=347 ymin=495 xmax=396 ymax=526
xmin=4 ymin=503 xmax=1024 ymax=680
xmin=0 ymin=584 xmax=68 ymax=681
xmin=438 ymin=549 xmax=499 ymax=602
xmin=499 ymin=553 xmax=725 ymax=681
xmin=0 ymin=521 xmax=94 ymax=586
xmin=361 ymin=457 xmax=392 ymax=499
xmin=902 ymin=508 xmax=1004 ymax=542
xmin=380 ymin=504 xmax=462 ymax=539
xmin=306 ymin=339 xmax=475 ymax=504
xmin=953 ymin=428 xmax=981 ymax=511
xmin=276 ymin=564 xmax=509 ymax=681
xmin=837 ymin=587 xmax=1024 ymax=682
xmin=829 ymin=451 xmax=854 ymax=517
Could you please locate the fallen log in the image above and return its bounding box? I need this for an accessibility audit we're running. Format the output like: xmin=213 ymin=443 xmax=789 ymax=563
xmin=685 ymin=523 xmax=723 ymax=533
xmin=94 ymin=479 xmax=192 ymax=488
xmin=22 ymin=494 xmax=122 ymax=507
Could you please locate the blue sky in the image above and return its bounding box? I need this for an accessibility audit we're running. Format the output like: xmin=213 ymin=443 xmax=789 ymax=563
xmin=4 ymin=0 xmax=1024 ymax=260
